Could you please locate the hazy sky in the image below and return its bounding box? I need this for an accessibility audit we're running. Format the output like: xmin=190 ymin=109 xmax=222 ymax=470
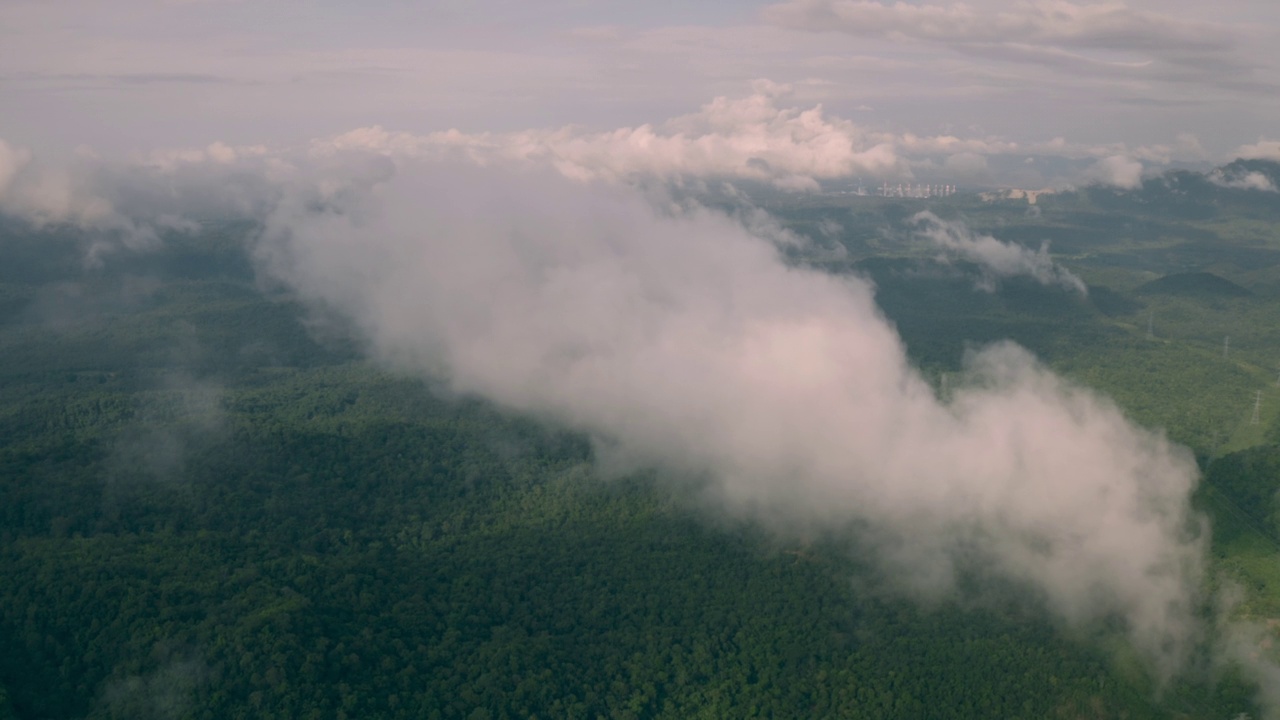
xmin=2 ymin=1 xmax=1278 ymax=164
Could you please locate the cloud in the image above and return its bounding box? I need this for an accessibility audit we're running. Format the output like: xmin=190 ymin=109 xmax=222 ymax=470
xmin=0 ymin=136 xmax=297 ymax=261
xmin=912 ymin=211 xmax=1087 ymax=294
xmin=9 ymin=126 xmax=1268 ymax=692
xmin=1173 ymin=132 xmax=1209 ymax=161
xmin=0 ymin=138 xmax=30 ymax=195
xmin=765 ymin=0 xmax=1232 ymax=50
xmin=141 ymin=141 xmax=270 ymax=170
xmin=109 ymin=369 xmax=226 ymax=485
xmin=305 ymin=84 xmax=1214 ymax=192
xmin=102 ymin=650 xmax=210 ymax=720
xmin=762 ymin=0 xmax=1250 ymax=91
xmin=0 ymin=84 xmax=1221 ymax=240
xmin=0 ymin=138 xmax=139 ymax=245
xmin=1208 ymin=168 xmax=1277 ymax=192
xmin=1084 ymin=154 xmax=1144 ymax=189
xmin=310 ymin=85 xmax=907 ymax=189
xmin=257 ymin=160 xmax=1204 ymax=676
xmin=1233 ymin=139 xmax=1280 ymax=162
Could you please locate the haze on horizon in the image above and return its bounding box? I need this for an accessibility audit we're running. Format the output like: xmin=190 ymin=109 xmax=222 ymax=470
xmin=2 ymin=0 xmax=1280 ymax=190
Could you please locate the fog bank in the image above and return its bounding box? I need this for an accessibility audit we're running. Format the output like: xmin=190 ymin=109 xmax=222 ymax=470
xmin=258 ymin=161 xmax=1205 ymax=674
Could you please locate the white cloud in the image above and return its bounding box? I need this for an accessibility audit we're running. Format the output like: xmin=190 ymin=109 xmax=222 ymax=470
xmin=0 ymin=84 xmax=1230 ymax=234
xmin=256 ymin=162 xmax=1205 ymax=677
xmin=309 ymin=85 xmax=1218 ymax=190
xmin=140 ymin=142 xmax=270 ymax=171
xmin=913 ymin=211 xmax=1087 ymax=294
xmin=311 ymin=86 xmax=907 ymax=188
xmin=1084 ymin=154 xmax=1144 ymax=189
xmin=1208 ymin=168 xmax=1277 ymax=192
xmin=0 ymin=138 xmax=123 ymax=233
xmin=0 ymin=136 xmax=293 ymax=259
xmin=1232 ymin=139 xmax=1280 ymax=162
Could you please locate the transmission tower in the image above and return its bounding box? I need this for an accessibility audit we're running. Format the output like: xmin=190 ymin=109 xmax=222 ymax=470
xmin=1253 ymin=390 xmax=1262 ymax=425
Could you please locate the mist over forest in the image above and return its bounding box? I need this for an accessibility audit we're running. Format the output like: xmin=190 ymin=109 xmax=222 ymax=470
xmin=7 ymin=1 xmax=1280 ymax=718
xmin=2 ymin=148 xmax=1280 ymax=718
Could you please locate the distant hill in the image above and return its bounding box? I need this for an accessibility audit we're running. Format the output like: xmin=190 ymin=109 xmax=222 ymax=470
xmin=1136 ymin=271 xmax=1252 ymax=298
xmin=1073 ymin=159 xmax=1280 ymax=222
xmin=1219 ymin=157 xmax=1280 ymax=188
xmin=1086 ymin=285 xmax=1143 ymax=316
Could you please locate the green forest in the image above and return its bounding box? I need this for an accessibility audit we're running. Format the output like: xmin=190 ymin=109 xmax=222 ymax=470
xmin=5 ymin=162 xmax=1280 ymax=718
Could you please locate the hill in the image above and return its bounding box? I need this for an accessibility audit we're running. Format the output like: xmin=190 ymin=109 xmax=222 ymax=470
xmin=1137 ymin=272 xmax=1253 ymax=298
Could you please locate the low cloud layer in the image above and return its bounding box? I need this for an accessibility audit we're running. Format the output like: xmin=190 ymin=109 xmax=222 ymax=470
xmin=0 ymin=137 xmax=284 ymax=256
xmin=1085 ymin=154 xmax=1145 ymax=189
xmin=308 ymin=84 xmax=1202 ymax=191
xmin=258 ymin=161 xmax=1203 ymax=675
xmin=1208 ymin=168 xmax=1278 ymax=192
xmin=912 ymin=212 xmax=1087 ymax=294
xmin=0 ymin=139 xmax=128 ymax=235
xmin=0 ymin=83 xmax=1231 ymax=220
xmin=1235 ymin=139 xmax=1280 ymax=162
xmin=312 ymin=83 xmax=904 ymax=190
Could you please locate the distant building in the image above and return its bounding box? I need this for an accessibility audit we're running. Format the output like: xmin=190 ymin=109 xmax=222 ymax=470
xmin=979 ymin=188 xmax=1055 ymax=205
xmin=878 ymin=183 xmax=956 ymax=198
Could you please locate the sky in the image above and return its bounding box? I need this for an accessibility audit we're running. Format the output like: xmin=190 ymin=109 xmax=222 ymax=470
xmin=3 ymin=0 xmax=1280 ymax=187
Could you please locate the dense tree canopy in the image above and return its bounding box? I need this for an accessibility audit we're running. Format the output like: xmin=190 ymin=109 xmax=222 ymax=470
xmin=4 ymin=189 xmax=1279 ymax=719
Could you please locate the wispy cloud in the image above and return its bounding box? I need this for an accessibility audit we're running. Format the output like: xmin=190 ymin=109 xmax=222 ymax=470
xmin=1208 ymin=167 xmax=1277 ymax=192
xmin=764 ymin=0 xmax=1235 ymax=52
xmin=762 ymin=0 xmax=1280 ymax=112
xmin=1083 ymin=154 xmax=1145 ymax=189
xmin=912 ymin=211 xmax=1087 ymax=294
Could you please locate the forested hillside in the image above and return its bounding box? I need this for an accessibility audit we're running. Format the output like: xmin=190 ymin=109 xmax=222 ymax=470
xmin=3 ymin=179 xmax=1279 ymax=720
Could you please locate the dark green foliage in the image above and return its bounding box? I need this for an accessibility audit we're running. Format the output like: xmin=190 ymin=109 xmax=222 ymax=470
xmin=1137 ymin=272 xmax=1253 ymax=299
xmin=851 ymin=256 xmax=1103 ymax=370
xmin=0 ymin=359 xmax=1173 ymax=719
xmin=0 ymin=210 xmax=1271 ymax=719
xmin=1205 ymin=446 xmax=1280 ymax=537
xmin=1086 ymin=286 xmax=1144 ymax=317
